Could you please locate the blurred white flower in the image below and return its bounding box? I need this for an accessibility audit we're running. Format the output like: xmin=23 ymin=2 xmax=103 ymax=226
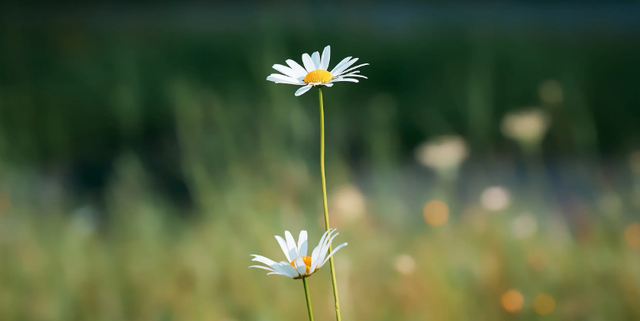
xmin=394 ymin=254 xmax=416 ymax=275
xmin=512 ymin=213 xmax=538 ymax=239
xmin=250 ymin=229 xmax=347 ymax=279
xmin=266 ymin=45 xmax=368 ymax=96
xmin=501 ymin=109 xmax=549 ymax=145
xmin=415 ymin=135 xmax=468 ymax=173
xmin=331 ymin=184 xmax=366 ymax=226
xmin=480 ymin=186 xmax=511 ymax=212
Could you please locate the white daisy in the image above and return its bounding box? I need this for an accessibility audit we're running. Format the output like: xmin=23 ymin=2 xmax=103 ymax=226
xmin=250 ymin=229 xmax=348 ymax=279
xmin=266 ymin=45 xmax=368 ymax=96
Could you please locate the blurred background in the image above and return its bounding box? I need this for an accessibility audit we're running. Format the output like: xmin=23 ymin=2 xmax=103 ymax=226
xmin=1 ymin=1 xmax=640 ymax=320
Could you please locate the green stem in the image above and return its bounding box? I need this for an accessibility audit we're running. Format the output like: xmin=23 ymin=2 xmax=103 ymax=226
xmin=318 ymin=87 xmax=342 ymax=321
xmin=302 ymin=277 xmax=315 ymax=321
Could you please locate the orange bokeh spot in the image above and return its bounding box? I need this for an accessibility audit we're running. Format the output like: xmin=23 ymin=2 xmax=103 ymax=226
xmin=501 ymin=289 xmax=524 ymax=313
xmin=625 ymin=223 xmax=640 ymax=249
xmin=533 ymin=293 xmax=555 ymax=315
xmin=423 ymin=200 xmax=449 ymax=226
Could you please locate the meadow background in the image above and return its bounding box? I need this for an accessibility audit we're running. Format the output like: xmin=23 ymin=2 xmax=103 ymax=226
xmin=1 ymin=2 xmax=640 ymax=321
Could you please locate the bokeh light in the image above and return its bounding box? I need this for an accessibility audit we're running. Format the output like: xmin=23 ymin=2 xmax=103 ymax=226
xmin=624 ymin=223 xmax=640 ymax=249
xmin=330 ymin=184 xmax=366 ymax=227
xmin=538 ymin=80 xmax=564 ymax=105
xmin=480 ymin=186 xmax=511 ymax=212
xmin=423 ymin=200 xmax=450 ymax=226
xmin=501 ymin=289 xmax=524 ymax=313
xmin=394 ymin=254 xmax=417 ymax=275
xmin=533 ymin=293 xmax=555 ymax=315
xmin=512 ymin=214 xmax=538 ymax=239
xmin=501 ymin=109 xmax=550 ymax=145
xmin=415 ymin=135 xmax=468 ymax=173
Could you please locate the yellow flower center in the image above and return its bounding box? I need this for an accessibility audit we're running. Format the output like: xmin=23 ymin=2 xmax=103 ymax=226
xmin=290 ymin=256 xmax=313 ymax=274
xmin=303 ymin=70 xmax=333 ymax=84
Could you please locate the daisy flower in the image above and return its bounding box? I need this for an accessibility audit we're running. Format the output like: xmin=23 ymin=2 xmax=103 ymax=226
xmin=266 ymin=45 xmax=368 ymax=96
xmin=250 ymin=229 xmax=347 ymax=279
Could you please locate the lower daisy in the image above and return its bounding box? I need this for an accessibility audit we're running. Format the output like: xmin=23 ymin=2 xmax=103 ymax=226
xmin=250 ymin=229 xmax=347 ymax=279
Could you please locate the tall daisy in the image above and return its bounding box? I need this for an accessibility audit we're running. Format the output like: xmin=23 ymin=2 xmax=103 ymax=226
xmin=266 ymin=45 xmax=368 ymax=96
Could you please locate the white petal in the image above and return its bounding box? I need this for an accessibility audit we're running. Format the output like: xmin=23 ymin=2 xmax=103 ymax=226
xmin=324 ymin=83 xmax=334 ymax=87
xmin=273 ymin=64 xmax=303 ymax=79
xmin=310 ymin=244 xmax=322 ymax=272
xmin=316 ymin=229 xmax=333 ymax=254
xmin=273 ymin=262 xmax=299 ymax=278
xmin=274 ymin=235 xmax=292 ymax=261
xmin=249 ymin=265 xmax=275 ymax=272
xmin=313 ymin=229 xmax=337 ymax=270
xmin=331 ymin=57 xmax=358 ymax=76
xmin=339 ymin=72 xmax=368 ymax=79
xmin=320 ymin=242 xmax=348 ymax=267
xmin=294 ymin=257 xmax=307 ymax=275
xmin=330 ymin=78 xmax=359 ymax=84
xmin=267 ymin=74 xmax=304 ymax=85
xmin=251 ymin=254 xmax=278 ymax=266
xmin=335 ymin=63 xmax=369 ymax=77
xmin=268 ymin=262 xmax=288 ymax=273
xmin=297 ymin=230 xmax=308 ymax=257
xmin=330 ymin=56 xmax=352 ymax=74
xmin=284 ymin=231 xmax=299 ymax=260
xmin=302 ymin=53 xmax=315 ymax=73
xmin=266 ymin=271 xmax=289 ymax=277
xmin=295 ymin=85 xmax=313 ymax=96
xmin=317 ymin=230 xmax=339 ymax=265
xmin=310 ymin=230 xmax=331 ymax=269
xmin=311 ymin=51 xmax=321 ymax=70
xmin=320 ymin=46 xmax=331 ymax=70
xmin=286 ymin=59 xmax=309 ymax=78
xmin=320 ymin=230 xmax=340 ymax=258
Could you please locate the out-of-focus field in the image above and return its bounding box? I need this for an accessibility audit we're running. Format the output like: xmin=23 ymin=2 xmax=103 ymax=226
xmin=1 ymin=3 xmax=640 ymax=321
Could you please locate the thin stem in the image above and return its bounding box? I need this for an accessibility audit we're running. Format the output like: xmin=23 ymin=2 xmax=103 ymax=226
xmin=318 ymin=87 xmax=342 ymax=321
xmin=302 ymin=277 xmax=315 ymax=321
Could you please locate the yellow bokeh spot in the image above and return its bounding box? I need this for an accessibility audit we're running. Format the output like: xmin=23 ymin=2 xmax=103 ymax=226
xmin=533 ymin=293 xmax=555 ymax=315
xmin=501 ymin=289 xmax=524 ymax=313
xmin=303 ymin=69 xmax=333 ymax=84
xmin=423 ymin=200 xmax=449 ymax=226
xmin=624 ymin=223 xmax=640 ymax=249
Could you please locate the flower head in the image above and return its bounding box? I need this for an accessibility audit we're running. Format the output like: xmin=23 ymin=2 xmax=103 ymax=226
xmin=250 ymin=229 xmax=347 ymax=279
xmin=415 ymin=135 xmax=469 ymax=171
xmin=266 ymin=45 xmax=368 ymax=96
